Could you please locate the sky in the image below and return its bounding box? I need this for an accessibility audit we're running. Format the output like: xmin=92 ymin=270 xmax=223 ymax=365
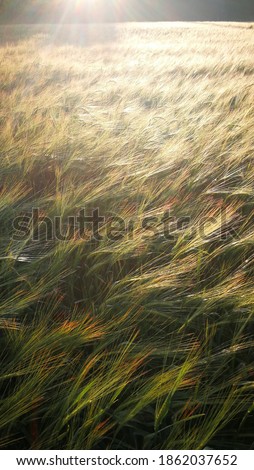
xmin=0 ymin=0 xmax=254 ymax=23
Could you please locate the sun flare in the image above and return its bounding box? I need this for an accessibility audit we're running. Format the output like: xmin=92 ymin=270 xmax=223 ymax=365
xmin=75 ymin=0 xmax=95 ymax=5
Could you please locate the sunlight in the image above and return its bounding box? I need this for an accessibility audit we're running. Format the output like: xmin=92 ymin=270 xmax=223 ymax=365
xmin=53 ymin=0 xmax=97 ymax=30
xmin=76 ymin=0 xmax=93 ymax=4
xmin=75 ymin=0 xmax=95 ymax=7
xmin=68 ymin=0 xmax=98 ymax=16
xmin=59 ymin=0 xmax=118 ymax=24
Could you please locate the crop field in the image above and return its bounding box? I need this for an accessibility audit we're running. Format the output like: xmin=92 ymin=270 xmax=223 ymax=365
xmin=0 ymin=22 xmax=254 ymax=450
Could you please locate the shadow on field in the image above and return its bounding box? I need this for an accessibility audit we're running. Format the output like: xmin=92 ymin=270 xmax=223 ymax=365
xmin=0 ymin=24 xmax=118 ymax=47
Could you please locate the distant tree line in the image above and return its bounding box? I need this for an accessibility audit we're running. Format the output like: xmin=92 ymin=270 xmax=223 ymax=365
xmin=0 ymin=0 xmax=253 ymax=23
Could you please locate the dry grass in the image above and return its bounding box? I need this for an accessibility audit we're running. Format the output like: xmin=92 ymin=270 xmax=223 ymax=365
xmin=0 ymin=22 xmax=254 ymax=450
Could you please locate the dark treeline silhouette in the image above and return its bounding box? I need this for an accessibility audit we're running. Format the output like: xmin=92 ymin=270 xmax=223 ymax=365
xmin=0 ymin=0 xmax=254 ymax=23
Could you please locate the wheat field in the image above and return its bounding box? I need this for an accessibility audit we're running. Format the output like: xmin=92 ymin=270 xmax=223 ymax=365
xmin=0 ymin=22 xmax=254 ymax=449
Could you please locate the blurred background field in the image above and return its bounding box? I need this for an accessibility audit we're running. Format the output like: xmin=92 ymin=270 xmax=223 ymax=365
xmin=0 ymin=22 xmax=254 ymax=449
